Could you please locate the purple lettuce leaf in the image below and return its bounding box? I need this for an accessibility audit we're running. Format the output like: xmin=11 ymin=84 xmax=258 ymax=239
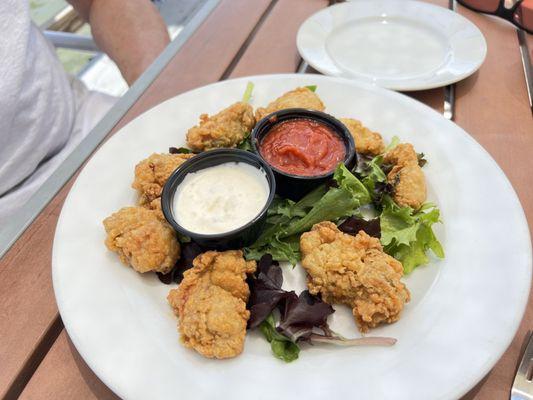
xmin=157 ymin=242 xmax=204 ymax=284
xmin=338 ymin=217 xmax=381 ymax=238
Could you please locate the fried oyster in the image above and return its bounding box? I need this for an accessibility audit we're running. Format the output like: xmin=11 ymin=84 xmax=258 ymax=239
xmin=167 ymin=250 xmax=256 ymax=359
xmin=300 ymin=221 xmax=410 ymax=332
xmin=103 ymin=206 xmax=180 ymax=274
xmin=255 ymin=87 xmax=325 ymax=121
xmin=132 ymin=152 xmax=194 ymax=207
xmin=186 ymin=102 xmax=255 ymax=152
xmin=340 ymin=118 xmax=385 ymax=156
xmin=383 ymin=143 xmax=427 ymax=209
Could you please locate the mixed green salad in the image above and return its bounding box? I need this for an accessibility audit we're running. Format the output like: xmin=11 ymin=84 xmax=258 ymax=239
xmin=245 ymin=149 xmax=444 ymax=275
xmin=240 ymin=135 xmax=444 ymax=362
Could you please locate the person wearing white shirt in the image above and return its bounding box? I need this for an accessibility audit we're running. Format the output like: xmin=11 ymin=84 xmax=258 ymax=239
xmin=0 ymin=0 xmax=170 ymax=224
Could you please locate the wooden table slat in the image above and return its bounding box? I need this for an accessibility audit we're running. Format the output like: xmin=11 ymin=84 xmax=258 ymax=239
xmin=0 ymin=200 xmax=65 ymax=400
xmin=229 ymin=0 xmax=328 ymax=78
xmin=19 ymin=332 xmax=119 ymax=400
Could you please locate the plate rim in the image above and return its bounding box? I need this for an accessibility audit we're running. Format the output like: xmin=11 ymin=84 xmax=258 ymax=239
xmin=52 ymin=73 xmax=531 ymax=400
xmin=296 ymin=0 xmax=488 ymax=91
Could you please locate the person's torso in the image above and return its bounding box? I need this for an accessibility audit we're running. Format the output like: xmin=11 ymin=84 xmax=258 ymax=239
xmin=0 ymin=0 xmax=75 ymax=197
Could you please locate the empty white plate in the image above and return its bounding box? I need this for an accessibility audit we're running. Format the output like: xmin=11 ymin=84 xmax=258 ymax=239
xmin=297 ymin=0 xmax=487 ymax=91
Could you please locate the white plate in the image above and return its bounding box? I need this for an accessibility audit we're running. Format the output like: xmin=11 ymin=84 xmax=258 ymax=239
xmin=53 ymin=74 xmax=531 ymax=400
xmin=297 ymin=0 xmax=487 ymax=91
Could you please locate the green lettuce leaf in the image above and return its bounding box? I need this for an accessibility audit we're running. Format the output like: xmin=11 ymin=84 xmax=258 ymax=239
xmin=355 ymin=135 xmax=398 ymax=194
xmin=390 ymin=239 xmax=428 ymax=275
xmin=237 ymin=136 xmax=253 ymax=151
xmin=282 ymin=165 xmax=370 ymax=237
xmin=384 ymin=135 xmax=400 ymax=152
xmin=259 ymin=314 xmax=300 ymax=362
xmin=360 ymin=155 xmax=387 ymax=194
xmin=267 ymin=197 xmax=307 ymax=219
xmin=246 ymin=235 xmax=300 ymax=265
xmin=380 ymin=197 xmax=417 ymax=246
xmin=176 ymin=232 xmax=191 ymax=244
xmin=380 ymin=196 xmax=444 ymax=274
xmin=245 ymin=164 xmax=371 ymax=263
xmin=169 ymin=146 xmax=192 ymax=154
xmin=236 ymin=82 xmax=255 ymax=151
xmin=242 ymin=81 xmax=254 ymax=103
xmin=291 ymin=184 xmax=329 ymax=212
xmin=334 ymin=163 xmax=372 ymax=204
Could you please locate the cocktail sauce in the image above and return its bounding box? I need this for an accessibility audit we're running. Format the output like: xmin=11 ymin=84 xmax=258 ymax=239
xmin=259 ymin=119 xmax=345 ymax=176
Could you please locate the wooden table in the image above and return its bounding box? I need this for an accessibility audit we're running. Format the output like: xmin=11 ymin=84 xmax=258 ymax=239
xmin=1 ymin=0 xmax=532 ymax=399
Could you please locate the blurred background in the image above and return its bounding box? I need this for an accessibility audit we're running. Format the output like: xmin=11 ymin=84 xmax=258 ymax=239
xmin=30 ymin=0 xmax=208 ymax=96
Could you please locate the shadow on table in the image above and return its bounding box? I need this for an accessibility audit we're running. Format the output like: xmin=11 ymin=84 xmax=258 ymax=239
xmin=67 ymin=337 xmax=121 ymax=400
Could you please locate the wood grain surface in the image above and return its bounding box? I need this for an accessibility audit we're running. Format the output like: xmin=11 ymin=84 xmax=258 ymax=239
xmin=18 ymin=332 xmax=119 ymax=400
xmin=228 ymin=0 xmax=327 ymax=78
xmin=1 ymin=0 xmax=532 ymax=399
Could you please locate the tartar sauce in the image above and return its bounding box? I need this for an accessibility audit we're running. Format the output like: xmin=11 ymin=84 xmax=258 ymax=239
xmin=173 ymin=162 xmax=269 ymax=234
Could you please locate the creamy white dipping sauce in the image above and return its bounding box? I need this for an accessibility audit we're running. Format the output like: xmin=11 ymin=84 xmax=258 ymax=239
xmin=173 ymin=162 xmax=270 ymax=235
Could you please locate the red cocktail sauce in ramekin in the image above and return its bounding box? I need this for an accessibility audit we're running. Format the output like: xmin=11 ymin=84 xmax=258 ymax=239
xmin=259 ymin=118 xmax=345 ymax=176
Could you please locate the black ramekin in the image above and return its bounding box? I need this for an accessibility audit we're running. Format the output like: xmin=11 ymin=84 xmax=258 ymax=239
xmin=161 ymin=149 xmax=276 ymax=250
xmin=251 ymin=108 xmax=356 ymax=200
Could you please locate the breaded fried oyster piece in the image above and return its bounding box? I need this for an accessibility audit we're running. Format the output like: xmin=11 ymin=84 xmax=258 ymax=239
xmin=167 ymin=250 xmax=256 ymax=359
xmin=103 ymin=206 xmax=180 ymax=274
xmin=186 ymin=102 xmax=255 ymax=152
xmin=255 ymin=87 xmax=325 ymax=121
xmin=340 ymin=118 xmax=385 ymax=156
xmin=146 ymin=197 xmax=165 ymax=221
xmin=300 ymin=222 xmax=410 ymax=332
xmin=132 ymin=152 xmax=194 ymax=207
xmin=383 ymin=143 xmax=426 ymax=209
xmin=383 ymin=142 xmax=418 ymax=167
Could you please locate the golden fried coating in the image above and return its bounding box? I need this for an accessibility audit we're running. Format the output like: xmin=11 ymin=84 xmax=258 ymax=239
xmin=174 ymin=285 xmax=249 ymax=359
xmin=103 ymin=206 xmax=180 ymax=274
xmin=145 ymin=197 xmax=165 ymax=221
xmin=300 ymin=222 xmax=410 ymax=332
xmin=383 ymin=143 xmax=419 ymax=167
xmin=383 ymin=143 xmax=426 ymax=209
xmin=255 ymin=87 xmax=325 ymax=121
xmin=387 ymin=164 xmax=427 ymax=210
xmin=186 ymin=102 xmax=255 ymax=152
xmin=340 ymin=118 xmax=385 ymax=156
xmin=167 ymin=250 xmax=256 ymax=359
xmin=132 ymin=153 xmax=194 ymax=207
